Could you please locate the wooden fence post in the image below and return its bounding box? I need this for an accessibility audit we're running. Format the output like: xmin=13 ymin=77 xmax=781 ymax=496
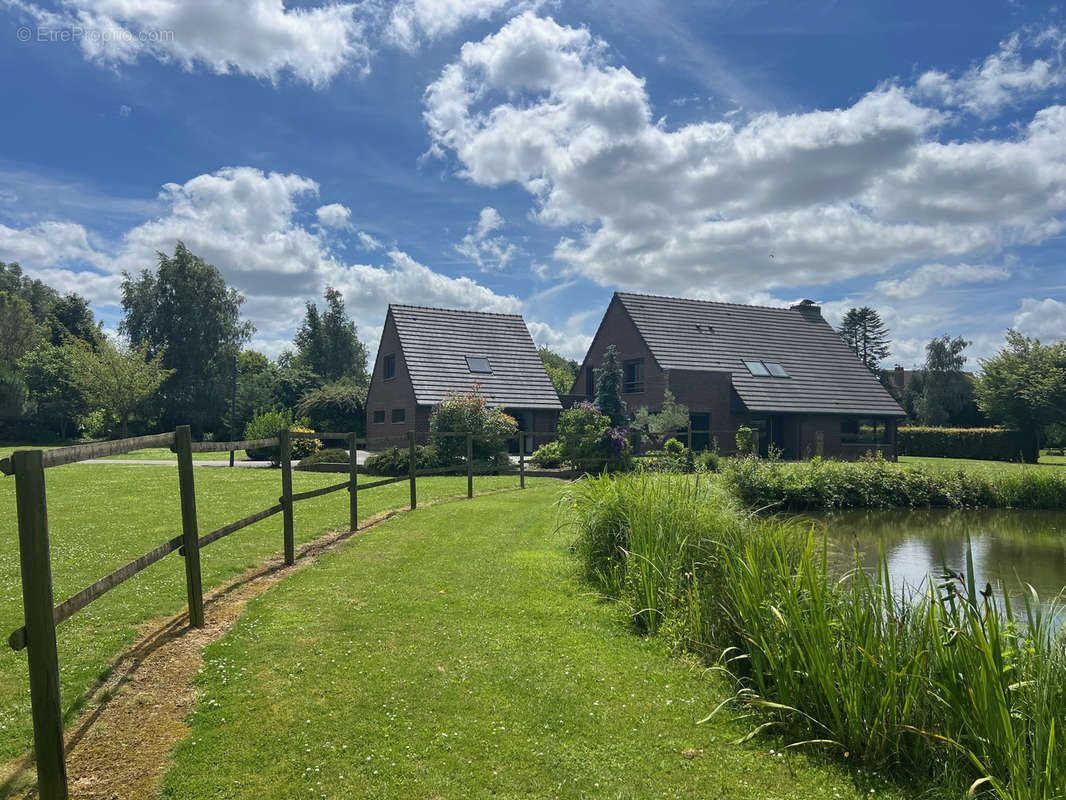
xmin=279 ymin=429 xmax=294 ymax=566
xmin=519 ymin=433 xmax=526 ymax=489
xmin=348 ymin=433 xmax=358 ymax=533
xmin=174 ymin=426 xmax=205 ymax=629
xmin=408 ymin=431 xmax=417 ymax=510
xmin=12 ymin=450 xmax=69 ymax=800
xmin=466 ymin=433 xmax=474 ymax=499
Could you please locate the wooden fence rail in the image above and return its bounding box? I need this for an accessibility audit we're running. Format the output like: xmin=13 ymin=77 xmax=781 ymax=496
xmin=4 ymin=424 xmax=534 ymax=799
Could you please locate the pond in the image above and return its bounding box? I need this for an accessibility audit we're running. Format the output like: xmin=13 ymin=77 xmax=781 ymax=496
xmin=799 ymin=508 xmax=1066 ymax=613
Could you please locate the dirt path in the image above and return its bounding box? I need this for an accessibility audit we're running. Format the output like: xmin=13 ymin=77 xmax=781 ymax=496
xmin=0 ymin=488 xmax=521 ymax=800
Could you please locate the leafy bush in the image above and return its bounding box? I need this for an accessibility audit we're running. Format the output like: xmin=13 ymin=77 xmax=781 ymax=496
xmin=735 ymin=426 xmax=753 ymax=454
xmin=700 ymin=450 xmax=720 ymax=472
xmin=719 ymin=453 xmax=1066 ymax=510
xmin=568 ymin=472 xmax=1066 ymax=799
xmin=364 ymin=444 xmax=439 ymax=476
xmin=296 ymin=382 xmax=366 ymax=437
xmin=429 ymin=385 xmax=518 ymax=463
xmin=529 ymin=441 xmax=563 ymax=468
xmin=557 ymin=401 xmax=631 ymax=472
xmin=663 ymin=437 xmax=685 ymax=456
xmin=898 ymin=426 xmax=1037 ymax=462
xmin=243 ymin=409 xmax=320 ymax=465
xmin=297 ymin=447 xmax=349 ymax=466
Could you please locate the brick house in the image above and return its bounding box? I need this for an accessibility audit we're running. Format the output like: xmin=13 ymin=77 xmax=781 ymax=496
xmin=572 ymin=292 xmax=906 ymax=459
xmin=365 ymin=305 xmax=562 ymax=450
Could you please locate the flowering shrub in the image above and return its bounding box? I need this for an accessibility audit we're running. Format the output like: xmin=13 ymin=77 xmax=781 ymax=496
xmin=244 ymin=409 xmax=321 ymax=466
xmin=430 ymin=384 xmax=518 ymax=463
xmin=558 ymin=401 xmax=631 ymax=471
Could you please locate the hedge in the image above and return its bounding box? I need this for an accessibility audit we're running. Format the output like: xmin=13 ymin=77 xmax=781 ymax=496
xmin=898 ymin=426 xmax=1037 ymax=462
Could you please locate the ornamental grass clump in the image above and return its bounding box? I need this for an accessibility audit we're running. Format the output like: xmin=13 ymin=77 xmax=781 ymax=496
xmin=567 ymin=471 xmax=1066 ymax=800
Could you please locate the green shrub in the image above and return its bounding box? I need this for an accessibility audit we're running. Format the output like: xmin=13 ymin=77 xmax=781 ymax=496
xmin=735 ymin=426 xmax=753 ymax=454
xmin=699 ymin=450 xmax=720 ymax=472
xmin=297 ymin=447 xmax=349 ymax=466
xmin=430 ymin=386 xmax=518 ymax=463
xmin=296 ymin=382 xmax=366 ymax=437
xmin=529 ymin=441 xmax=563 ymax=468
xmin=898 ymin=426 xmax=1037 ymax=462
xmin=557 ymin=401 xmax=631 ymax=472
xmin=243 ymin=410 xmax=320 ymax=465
xmin=663 ymin=437 xmax=685 ymax=456
xmin=364 ymin=444 xmax=439 ymax=476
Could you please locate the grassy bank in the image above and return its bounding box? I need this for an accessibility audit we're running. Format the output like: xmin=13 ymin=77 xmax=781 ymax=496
xmin=0 ymin=465 xmax=524 ymax=762
xmin=722 ymin=454 xmax=1066 ymax=510
xmin=160 ymin=484 xmax=893 ymax=799
xmin=568 ymin=472 xmax=1066 ymax=800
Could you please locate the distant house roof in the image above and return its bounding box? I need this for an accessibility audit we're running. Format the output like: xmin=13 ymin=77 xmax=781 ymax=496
xmin=615 ymin=292 xmax=905 ymax=417
xmin=389 ymin=304 xmax=562 ymax=410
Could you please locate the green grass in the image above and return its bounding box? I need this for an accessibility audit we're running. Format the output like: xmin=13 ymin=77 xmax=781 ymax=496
xmin=0 ymin=465 xmax=523 ymax=762
xmin=900 ymin=455 xmax=1065 ymax=472
xmin=160 ymin=483 xmax=896 ymax=800
xmin=0 ymin=444 xmax=247 ymax=462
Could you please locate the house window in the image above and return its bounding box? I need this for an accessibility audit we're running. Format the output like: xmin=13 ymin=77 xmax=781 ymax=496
xmin=373 ymin=410 xmax=385 ymax=424
xmin=392 ymin=408 xmax=406 ymax=424
xmin=744 ymin=360 xmax=789 ymax=378
xmin=466 ymin=356 xmax=492 ymax=373
xmin=841 ymin=418 xmax=889 ymax=444
xmin=586 ymin=367 xmax=595 ymax=398
xmin=623 ymin=358 xmax=644 ymax=393
xmin=383 ymin=354 xmax=396 ymax=380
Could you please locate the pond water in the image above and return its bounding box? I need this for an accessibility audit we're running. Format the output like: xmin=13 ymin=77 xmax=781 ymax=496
xmin=799 ymin=509 xmax=1066 ymax=612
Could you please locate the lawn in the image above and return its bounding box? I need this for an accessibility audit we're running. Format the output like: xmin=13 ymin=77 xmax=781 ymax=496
xmin=899 ymin=454 xmax=1066 ymax=473
xmin=0 ymin=463 xmax=525 ymax=763
xmin=159 ymin=484 xmax=898 ymax=800
xmin=0 ymin=444 xmax=247 ymax=462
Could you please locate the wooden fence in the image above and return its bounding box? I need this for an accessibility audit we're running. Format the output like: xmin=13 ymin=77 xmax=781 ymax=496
xmin=1 ymin=426 xmax=537 ymax=800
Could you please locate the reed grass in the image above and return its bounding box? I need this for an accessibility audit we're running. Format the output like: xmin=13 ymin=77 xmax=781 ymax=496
xmin=721 ymin=454 xmax=1066 ymax=511
xmin=567 ymin=472 xmax=1066 ymax=799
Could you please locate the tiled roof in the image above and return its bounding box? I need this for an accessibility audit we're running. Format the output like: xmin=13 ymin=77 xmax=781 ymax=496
xmin=390 ymin=305 xmax=562 ymax=410
xmin=616 ymin=292 xmax=905 ymax=416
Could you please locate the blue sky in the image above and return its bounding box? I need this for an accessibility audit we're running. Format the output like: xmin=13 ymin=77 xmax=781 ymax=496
xmin=2 ymin=0 xmax=1065 ymax=368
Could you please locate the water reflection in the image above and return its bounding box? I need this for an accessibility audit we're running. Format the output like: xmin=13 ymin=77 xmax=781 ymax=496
xmin=797 ymin=509 xmax=1066 ymax=609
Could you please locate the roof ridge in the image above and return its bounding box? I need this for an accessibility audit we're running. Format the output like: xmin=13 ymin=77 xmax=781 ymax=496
xmin=389 ymin=303 xmax=524 ymax=320
xmin=615 ymin=290 xmax=798 ymax=313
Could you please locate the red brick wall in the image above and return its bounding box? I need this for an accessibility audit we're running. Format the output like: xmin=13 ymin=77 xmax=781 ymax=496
xmin=576 ymin=295 xmax=667 ymax=410
xmin=366 ymin=311 xmax=419 ymax=446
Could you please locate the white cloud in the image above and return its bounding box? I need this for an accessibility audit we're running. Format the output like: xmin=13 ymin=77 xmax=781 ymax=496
xmin=1013 ymin=297 xmax=1066 ymax=341
xmin=357 ymin=231 xmax=384 ymax=250
xmin=424 ymin=15 xmax=1066 ymax=297
xmin=454 ymin=206 xmax=517 ymax=269
xmin=386 ymin=0 xmax=520 ymax=51
xmin=915 ymin=29 xmax=1066 ymax=117
xmin=316 ymin=202 xmax=352 ymax=229
xmin=119 ymin=104 xmax=131 ymax=117
xmin=526 ymin=312 xmax=593 ymax=360
xmin=11 ymin=0 xmax=373 ymax=87
xmin=6 ymin=166 xmax=523 ymax=351
xmin=874 ymin=263 xmax=1010 ymax=300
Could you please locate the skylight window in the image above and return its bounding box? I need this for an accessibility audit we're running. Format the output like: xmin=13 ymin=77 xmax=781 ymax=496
xmin=765 ymin=361 xmax=790 ymax=378
xmin=466 ymin=356 xmax=492 ymax=373
xmin=745 ymin=360 xmax=790 ymax=378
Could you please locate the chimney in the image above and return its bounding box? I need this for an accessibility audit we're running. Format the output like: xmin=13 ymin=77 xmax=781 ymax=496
xmin=790 ymin=298 xmax=821 ymax=318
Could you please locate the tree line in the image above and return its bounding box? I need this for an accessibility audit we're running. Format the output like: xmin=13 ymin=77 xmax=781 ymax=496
xmin=837 ymin=305 xmax=1066 ymax=451
xmin=1 ymin=243 xmax=370 ymax=442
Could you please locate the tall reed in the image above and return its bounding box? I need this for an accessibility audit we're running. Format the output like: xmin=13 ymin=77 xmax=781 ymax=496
xmin=567 ymin=472 xmax=1066 ymax=799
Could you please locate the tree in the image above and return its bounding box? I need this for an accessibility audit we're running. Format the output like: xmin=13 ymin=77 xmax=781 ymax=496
xmin=594 ymin=345 xmax=627 ymax=426
xmin=19 ymin=342 xmax=88 ymax=438
xmin=538 ymin=347 xmax=578 ymax=395
xmin=67 ymin=334 xmax=174 ymax=438
xmin=296 ymin=383 xmax=367 ymax=437
xmin=975 ymin=330 xmax=1066 ymax=454
xmin=120 ymin=242 xmax=253 ymax=433
xmin=47 ymin=293 xmax=100 ymax=346
xmin=294 ymin=287 xmax=369 ymax=386
xmin=632 ymin=389 xmax=690 ymax=449
xmin=0 ymin=261 xmax=58 ymax=323
xmin=915 ymin=336 xmax=976 ymax=426
xmin=837 ymin=307 xmax=891 ymax=373
xmin=0 ymin=292 xmax=41 ymax=364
